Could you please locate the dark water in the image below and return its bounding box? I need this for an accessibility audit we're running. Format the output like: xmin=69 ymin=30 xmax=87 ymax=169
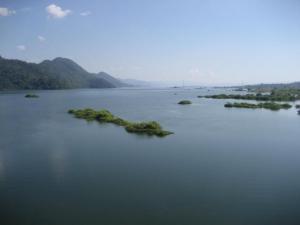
xmin=1 ymin=88 xmax=300 ymax=225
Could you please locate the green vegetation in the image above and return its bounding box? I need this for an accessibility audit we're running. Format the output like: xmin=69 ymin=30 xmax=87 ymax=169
xmin=224 ymin=102 xmax=292 ymax=111
xmin=178 ymin=100 xmax=192 ymax=105
xmin=0 ymin=56 xmax=127 ymax=90
xmin=125 ymin=122 xmax=172 ymax=136
xmin=203 ymin=89 xmax=300 ymax=102
xmin=25 ymin=93 xmax=39 ymax=98
xmin=68 ymin=108 xmax=173 ymax=137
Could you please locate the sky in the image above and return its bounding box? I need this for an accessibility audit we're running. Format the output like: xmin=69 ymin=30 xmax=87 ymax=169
xmin=0 ymin=0 xmax=300 ymax=85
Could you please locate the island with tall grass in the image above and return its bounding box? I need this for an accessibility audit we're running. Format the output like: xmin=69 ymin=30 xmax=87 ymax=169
xmin=200 ymin=88 xmax=300 ymax=102
xmin=224 ymin=102 xmax=292 ymax=111
xmin=68 ymin=108 xmax=173 ymax=137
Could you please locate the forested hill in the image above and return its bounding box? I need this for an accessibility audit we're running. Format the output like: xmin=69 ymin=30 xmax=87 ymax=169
xmin=0 ymin=56 xmax=128 ymax=90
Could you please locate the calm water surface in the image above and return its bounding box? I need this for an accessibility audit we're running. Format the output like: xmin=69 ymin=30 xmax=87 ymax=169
xmin=1 ymin=88 xmax=300 ymax=225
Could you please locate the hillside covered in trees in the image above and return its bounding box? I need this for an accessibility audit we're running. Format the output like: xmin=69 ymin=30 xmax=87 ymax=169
xmin=0 ymin=56 xmax=128 ymax=90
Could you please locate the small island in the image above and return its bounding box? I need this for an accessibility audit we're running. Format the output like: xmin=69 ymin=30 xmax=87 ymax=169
xmin=178 ymin=100 xmax=192 ymax=105
xmin=224 ymin=102 xmax=292 ymax=111
xmin=68 ymin=108 xmax=173 ymax=137
xmin=25 ymin=94 xmax=39 ymax=98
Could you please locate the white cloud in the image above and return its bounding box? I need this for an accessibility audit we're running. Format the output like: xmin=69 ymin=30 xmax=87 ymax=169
xmin=0 ymin=7 xmax=16 ymax=16
xmin=16 ymin=45 xmax=26 ymax=51
xmin=80 ymin=11 xmax=91 ymax=16
xmin=38 ymin=35 xmax=46 ymax=42
xmin=46 ymin=4 xmax=71 ymax=19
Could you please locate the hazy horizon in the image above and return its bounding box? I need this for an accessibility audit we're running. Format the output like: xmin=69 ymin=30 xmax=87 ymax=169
xmin=1 ymin=0 xmax=300 ymax=85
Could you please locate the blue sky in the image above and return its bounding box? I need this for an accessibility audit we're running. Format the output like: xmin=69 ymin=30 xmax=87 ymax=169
xmin=0 ymin=0 xmax=300 ymax=85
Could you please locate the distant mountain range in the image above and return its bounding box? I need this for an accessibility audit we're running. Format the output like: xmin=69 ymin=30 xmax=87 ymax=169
xmin=120 ymin=78 xmax=152 ymax=87
xmin=3 ymin=56 xmax=298 ymax=91
xmin=0 ymin=56 xmax=129 ymax=90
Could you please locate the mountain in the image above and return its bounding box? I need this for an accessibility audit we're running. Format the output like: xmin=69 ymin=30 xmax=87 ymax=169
xmin=0 ymin=56 xmax=127 ymax=90
xmin=96 ymin=72 xmax=129 ymax=87
xmin=120 ymin=78 xmax=151 ymax=87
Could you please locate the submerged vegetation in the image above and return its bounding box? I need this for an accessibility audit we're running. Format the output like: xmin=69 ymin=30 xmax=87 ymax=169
xmin=25 ymin=93 xmax=39 ymax=98
xmin=202 ymin=88 xmax=300 ymax=102
xmin=178 ymin=100 xmax=192 ymax=105
xmin=68 ymin=108 xmax=173 ymax=137
xmin=224 ymin=102 xmax=292 ymax=111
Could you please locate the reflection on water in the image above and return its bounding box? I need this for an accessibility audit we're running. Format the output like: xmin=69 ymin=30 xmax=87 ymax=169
xmin=50 ymin=147 xmax=67 ymax=182
xmin=0 ymin=151 xmax=5 ymax=182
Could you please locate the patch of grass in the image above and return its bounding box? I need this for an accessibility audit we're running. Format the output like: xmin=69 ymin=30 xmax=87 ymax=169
xmin=68 ymin=108 xmax=173 ymax=137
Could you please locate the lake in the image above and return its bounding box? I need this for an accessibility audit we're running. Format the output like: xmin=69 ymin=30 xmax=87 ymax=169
xmin=1 ymin=88 xmax=300 ymax=225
